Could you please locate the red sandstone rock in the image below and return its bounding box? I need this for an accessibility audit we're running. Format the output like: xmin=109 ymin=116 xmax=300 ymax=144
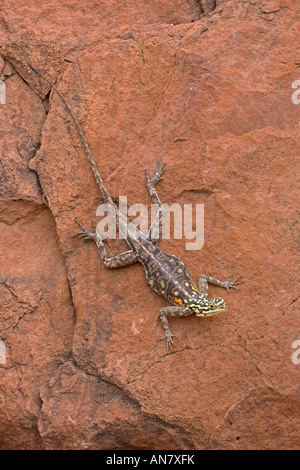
xmin=0 ymin=0 xmax=299 ymax=450
xmin=38 ymin=361 xmax=191 ymax=450
xmin=0 ymin=203 xmax=74 ymax=449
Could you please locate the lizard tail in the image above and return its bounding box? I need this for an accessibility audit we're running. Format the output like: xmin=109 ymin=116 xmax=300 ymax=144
xmin=28 ymin=63 xmax=117 ymax=212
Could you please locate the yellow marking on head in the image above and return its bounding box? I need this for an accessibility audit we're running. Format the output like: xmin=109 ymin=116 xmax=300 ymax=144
xmin=173 ymin=297 xmax=183 ymax=306
xmin=190 ymin=284 xmax=200 ymax=293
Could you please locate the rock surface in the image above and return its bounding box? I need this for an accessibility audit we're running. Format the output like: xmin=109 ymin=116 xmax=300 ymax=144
xmin=0 ymin=0 xmax=299 ymax=450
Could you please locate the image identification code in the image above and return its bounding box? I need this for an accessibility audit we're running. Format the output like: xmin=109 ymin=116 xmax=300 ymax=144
xmin=106 ymin=454 xmax=195 ymax=466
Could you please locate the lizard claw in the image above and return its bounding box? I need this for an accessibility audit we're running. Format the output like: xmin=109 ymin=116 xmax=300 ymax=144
xmin=158 ymin=333 xmax=177 ymax=353
xmin=146 ymin=161 xmax=167 ymax=187
xmin=225 ymin=275 xmax=244 ymax=291
xmin=74 ymin=219 xmax=98 ymax=241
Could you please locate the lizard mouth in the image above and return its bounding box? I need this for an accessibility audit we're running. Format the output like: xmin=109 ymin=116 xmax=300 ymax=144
xmin=195 ymin=305 xmax=228 ymax=316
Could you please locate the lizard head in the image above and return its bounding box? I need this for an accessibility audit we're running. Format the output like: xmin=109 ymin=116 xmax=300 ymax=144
xmin=191 ymin=297 xmax=228 ymax=316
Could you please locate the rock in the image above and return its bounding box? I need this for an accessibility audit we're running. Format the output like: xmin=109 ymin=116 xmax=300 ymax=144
xmin=0 ymin=0 xmax=299 ymax=450
xmin=0 ymin=70 xmax=45 ymax=202
xmin=38 ymin=361 xmax=191 ymax=450
xmin=0 ymin=203 xmax=74 ymax=449
xmin=0 ymin=0 xmax=202 ymax=63
xmin=209 ymin=388 xmax=300 ymax=450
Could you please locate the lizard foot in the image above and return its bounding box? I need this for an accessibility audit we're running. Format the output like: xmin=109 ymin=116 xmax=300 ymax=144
xmin=158 ymin=333 xmax=176 ymax=353
xmin=146 ymin=160 xmax=166 ymax=188
xmin=73 ymin=219 xmax=99 ymax=241
xmin=224 ymin=274 xmax=244 ymax=291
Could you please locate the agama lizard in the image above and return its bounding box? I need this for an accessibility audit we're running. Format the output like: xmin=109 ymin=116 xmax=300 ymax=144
xmin=29 ymin=64 xmax=242 ymax=353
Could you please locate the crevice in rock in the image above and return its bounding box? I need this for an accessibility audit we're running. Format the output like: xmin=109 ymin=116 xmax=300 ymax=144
xmin=0 ymin=202 xmax=46 ymax=226
xmin=28 ymin=167 xmax=44 ymax=202
xmin=0 ymin=279 xmax=42 ymax=333
xmin=195 ymin=0 xmax=204 ymax=18
xmin=2 ymin=60 xmax=46 ymax=203
xmin=194 ymin=0 xmax=217 ymax=20
xmin=3 ymin=59 xmax=79 ymax=343
xmin=64 ymin=275 xmax=78 ymax=325
xmin=41 ymin=90 xmax=50 ymax=113
xmin=282 ymin=296 xmax=300 ymax=316
xmin=50 ymin=358 xmax=195 ymax=449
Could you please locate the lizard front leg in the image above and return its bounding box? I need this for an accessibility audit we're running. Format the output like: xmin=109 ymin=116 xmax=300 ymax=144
xmin=198 ymin=274 xmax=243 ymax=296
xmin=145 ymin=161 xmax=166 ymax=243
xmin=159 ymin=305 xmax=192 ymax=353
xmin=74 ymin=220 xmax=139 ymax=268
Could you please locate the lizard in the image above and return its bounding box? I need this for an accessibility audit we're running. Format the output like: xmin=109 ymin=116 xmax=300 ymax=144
xmin=28 ymin=63 xmax=243 ymax=353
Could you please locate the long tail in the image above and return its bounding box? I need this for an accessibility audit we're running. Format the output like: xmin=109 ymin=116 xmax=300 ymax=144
xmin=28 ymin=63 xmax=117 ymax=210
